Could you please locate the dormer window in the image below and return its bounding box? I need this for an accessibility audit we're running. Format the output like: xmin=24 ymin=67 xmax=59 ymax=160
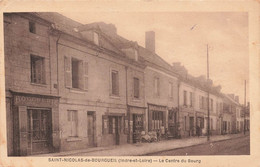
xmin=93 ymin=32 xmax=99 ymax=45
xmin=134 ymin=49 xmax=138 ymax=61
xmin=29 ymin=21 xmax=36 ymax=34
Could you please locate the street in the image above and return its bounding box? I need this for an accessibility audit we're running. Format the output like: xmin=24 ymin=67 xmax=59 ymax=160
xmin=146 ymin=135 xmax=250 ymax=156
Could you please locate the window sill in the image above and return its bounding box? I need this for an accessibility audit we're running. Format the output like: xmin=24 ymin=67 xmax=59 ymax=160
xmin=69 ymin=88 xmax=87 ymax=94
xmin=31 ymin=83 xmax=47 ymax=87
xmin=132 ymin=98 xmax=141 ymax=102
xmin=66 ymin=137 xmax=82 ymax=142
xmin=110 ymin=95 xmax=120 ymax=99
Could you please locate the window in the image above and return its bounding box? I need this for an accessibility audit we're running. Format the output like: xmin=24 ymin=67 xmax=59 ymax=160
xmin=133 ymin=77 xmax=140 ymax=98
xmin=72 ymin=58 xmax=80 ymax=88
xmin=210 ymin=99 xmax=213 ymax=111
xmin=29 ymin=21 xmax=36 ymax=34
xmin=199 ymin=96 xmax=203 ymax=109
xmin=31 ymin=55 xmax=45 ymax=84
xmin=152 ymin=111 xmax=163 ymax=130
xmin=169 ymin=82 xmax=173 ymax=98
xmin=154 ymin=77 xmax=160 ymax=96
xmin=183 ymin=90 xmax=187 ymax=106
xmin=107 ymin=116 xmax=122 ymax=134
xmin=93 ymin=32 xmax=99 ymax=45
xmin=67 ymin=110 xmax=78 ymax=137
xmin=190 ymin=92 xmax=193 ymax=107
xmin=64 ymin=56 xmax=88 ymax=90
xmin=111 ymin=70 xmax=119 ymax=96
xmin=202 ymin=96 xmax=205 ymax=109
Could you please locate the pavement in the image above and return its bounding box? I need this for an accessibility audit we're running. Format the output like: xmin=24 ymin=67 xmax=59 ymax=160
xmin=37 ymin=133 xmax=249 ymax=157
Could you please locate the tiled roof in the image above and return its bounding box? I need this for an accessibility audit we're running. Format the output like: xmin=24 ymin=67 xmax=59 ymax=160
xmin=31 ymin=12 xmax=235 ymax=100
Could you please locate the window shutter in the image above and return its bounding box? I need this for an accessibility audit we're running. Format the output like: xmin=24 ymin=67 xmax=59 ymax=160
xmin=84 ymin=62 xmax=88 ymax=90
xmin=78 ymin=61 xmax=84 ymax=90
xmin=64 ymin=56 xmax=72 ymax=88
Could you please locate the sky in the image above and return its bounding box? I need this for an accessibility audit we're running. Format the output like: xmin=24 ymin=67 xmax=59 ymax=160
xmin=62 ymin=12 xmax=249 ymax=104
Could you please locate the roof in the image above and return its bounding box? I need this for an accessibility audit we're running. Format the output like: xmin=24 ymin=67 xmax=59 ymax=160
xmin=19 ymin=13 xmax=239 ymax=99
xmin=223 ymin=94 xmax=241 ymax=106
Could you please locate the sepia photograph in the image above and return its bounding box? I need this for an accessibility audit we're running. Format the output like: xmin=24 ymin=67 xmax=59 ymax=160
xmin=0 ymin=0 xmax=259 ymax=167
xmin=3 ymin=11 xmax=250 ymax=156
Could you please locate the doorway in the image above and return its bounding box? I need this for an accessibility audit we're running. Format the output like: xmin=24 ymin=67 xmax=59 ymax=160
xmin=189 ymin=117 xmax=194 ymax=136
xmin=108 ymin=116 xmax=121 ymax=145
xmin=87 ymin=112 xmax=95 ymax=147
xmin=27 ymin=108 xmax=52 ymax=154
xmin=133 ymin=114 xmax=143 ymax=143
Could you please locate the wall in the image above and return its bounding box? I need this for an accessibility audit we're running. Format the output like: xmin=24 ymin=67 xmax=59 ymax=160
xmin=57 ymin=35 xmax=129 ymax=150
xmin=4 ymin=14 xmax=57 ymax=96
xmin=144 ymin=66 xmax=178 ymax=107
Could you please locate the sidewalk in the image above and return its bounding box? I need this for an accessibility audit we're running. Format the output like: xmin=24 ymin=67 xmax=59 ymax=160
xmin=38 ymin=133 xmax=249 ymax=156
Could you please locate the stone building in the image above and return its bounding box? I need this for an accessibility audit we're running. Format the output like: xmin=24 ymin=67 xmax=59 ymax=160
xmin=4 ymin=12 xmax=248 ymax=156
xmin=171 ymin=64 xmax=224 ymax=137
xmin=4 ymin=12 xmax=146 ymax=155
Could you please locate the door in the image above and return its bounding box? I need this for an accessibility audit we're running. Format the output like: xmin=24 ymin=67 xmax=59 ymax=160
xmin=87 ymin=113 xmax=95 ymax=147
xmin=133 ymin=114 xmax=143 ymax=143
xmin=189 ymin=117 xmax=194 ymax=136
xmin=168 ymin=110 xmax=177 ymax=138
xmin=115 ymin=117 xmax=120 ymax=145
xmin=27 ymin=109 xmax=52 ymax=154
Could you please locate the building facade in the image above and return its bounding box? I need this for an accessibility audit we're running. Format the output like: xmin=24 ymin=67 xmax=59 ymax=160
xmin=4 ymin=12 xmax=248 ymax=156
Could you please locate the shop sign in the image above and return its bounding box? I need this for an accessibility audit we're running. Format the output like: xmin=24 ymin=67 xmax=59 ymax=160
xmin=14 ymin=95 xmax=58 ymax=107
xmin=149 ymin=104 xmax=166 ymax=112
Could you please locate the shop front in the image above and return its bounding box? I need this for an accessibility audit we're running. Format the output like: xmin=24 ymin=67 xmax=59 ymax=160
xmin=127 ymin=105 xmax=146 ymax=143
xmin=168 ymin=107 xmax=179 ymax=138
xmin=148 ymin=104 xmax=167 ymax=132
xmin=101 ymin=112 xmax=127 ymax=146
xmin=11 ymin=91 xmax=60 ymax=156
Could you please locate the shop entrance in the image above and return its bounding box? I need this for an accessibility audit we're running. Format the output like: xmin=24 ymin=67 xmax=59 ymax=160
xmin=133 ymin=114 xmax=143 ymax=143
xmin=108 ymin=116 xmax=122 ymax=145
xmin=27 ymin=108 xmax=52 ymax=154
xmin=189 ymin=117 xmax=194 ymax=136
xmin=168 ymin=110 xmax=178 ymax=138
xmin=196 ymin=117 xmax=204 ymax=136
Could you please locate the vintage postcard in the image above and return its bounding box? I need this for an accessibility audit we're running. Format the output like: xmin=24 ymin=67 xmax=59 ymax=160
xmin=0 ymin=0 xmax=259 ymax=167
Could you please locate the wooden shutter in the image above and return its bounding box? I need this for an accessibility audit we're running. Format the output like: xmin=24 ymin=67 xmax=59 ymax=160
xmin=18 ymin=106 xmax=28 ymax=155
xmin=78 ymin=61 xmax=84 ymax=90
xmin=64 ymin=56 xmax=72 ymax=88
xmin=84 ymin=62 xmax=88 ymax=90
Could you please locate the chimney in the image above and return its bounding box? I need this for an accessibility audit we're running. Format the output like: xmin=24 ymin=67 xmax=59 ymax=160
xmin=145 ymin=31 xmax=155 ymax=53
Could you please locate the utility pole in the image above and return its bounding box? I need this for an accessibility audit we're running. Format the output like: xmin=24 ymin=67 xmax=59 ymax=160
xmin=244 ymin=80 xmax=246 ymax=135
xmin=207 ymin=44 xmax=210 ymax=141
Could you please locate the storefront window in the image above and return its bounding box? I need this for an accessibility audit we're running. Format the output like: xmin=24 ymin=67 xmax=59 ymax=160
xmin=152 ymin=111 xmax=163 ymax=130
